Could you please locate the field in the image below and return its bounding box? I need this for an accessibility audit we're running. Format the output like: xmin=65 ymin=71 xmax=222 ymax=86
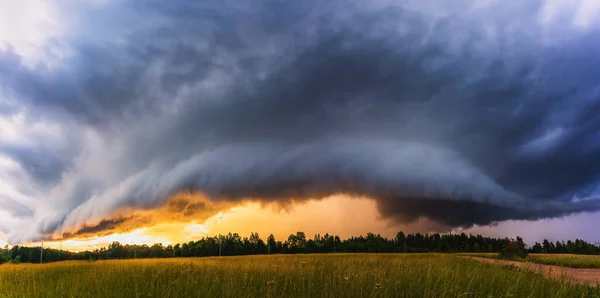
xmin=1 ymin=254 xmax=599 ymax=298
xmin=463 ymin=253 xmax=600 ymax=269
xmin=527 ymin=254 xmax=600 ymax=269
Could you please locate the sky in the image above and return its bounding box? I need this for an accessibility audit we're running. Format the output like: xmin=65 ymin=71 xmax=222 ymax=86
xmin=2 ymin=0 xmax=600 ymax=250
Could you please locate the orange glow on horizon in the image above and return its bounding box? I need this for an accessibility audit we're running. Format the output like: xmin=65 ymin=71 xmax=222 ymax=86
xmin=28 ymin=196 xmax=442 ymax=252
xmin=33 ymin=222 xmax=209 ymax=252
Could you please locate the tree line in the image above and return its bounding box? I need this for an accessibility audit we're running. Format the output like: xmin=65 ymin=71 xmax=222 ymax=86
xmin=1 ymin=232 xmax=600 ymax=264
xmin=529 ymin=239 xmax=600 ymax=255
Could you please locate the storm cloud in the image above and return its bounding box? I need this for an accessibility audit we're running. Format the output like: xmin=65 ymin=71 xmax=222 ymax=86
xmin=2 ymin=0 xmax=600 ymax=243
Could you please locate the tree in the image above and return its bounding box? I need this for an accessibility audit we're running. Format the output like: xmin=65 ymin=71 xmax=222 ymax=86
xmin=249 ymin=232 xmax=266 ymax=254
xmin=555 ymin=241 xmax=565 ymax=253
xmin=500 ymin=240 xmax=528 ymax=259
xmin=173 ymin=244 xmax=181 ymax=257
xmin=287 ymin=232 xmax=307 ymax=252
xmin=473 ymin=243 xmax=481 ymax=252
xmin=296 ymin=232 xmax=307 ymax=248
xmin=396 ymin=232 xmax=406 ymax=253
xmin=267 ymin=234 xmax=276 ymax=254
xmin=438 ymin=236 xmax=450 ymax=252
xmin=108 ymin=242 xmax=125 ymax=259
xmin=530 ymin=242 xmax=543 ymax=253
xmin=9 ymin=245 xmax=19 ymax=260
xmin=542 ymin=239 xmax=551 ymax=253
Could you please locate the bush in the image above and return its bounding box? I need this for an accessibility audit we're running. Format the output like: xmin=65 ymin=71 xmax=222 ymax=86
xmin=499 ymin=241 xmax=528 ymax=259
xmin=11 ymin=255 xmax=21 ymax=264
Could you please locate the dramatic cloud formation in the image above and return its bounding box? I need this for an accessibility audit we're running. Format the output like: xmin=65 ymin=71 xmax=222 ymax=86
xmin=1 ymin=0 xmax=600 ymax=243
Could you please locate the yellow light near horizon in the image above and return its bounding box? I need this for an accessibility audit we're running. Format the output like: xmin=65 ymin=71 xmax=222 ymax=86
xmin=183 ymin=223 xmax=208 ymax=235
xmin=29 ymin=195 xmax=443 ymax=252
xmin=39 ymin=223 xmax=207 ymax=252
xmin=35 ymin=229 xmax=170 ymax=252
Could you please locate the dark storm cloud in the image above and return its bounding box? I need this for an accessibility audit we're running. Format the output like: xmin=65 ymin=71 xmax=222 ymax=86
xmin=2 ymin=0 xmax=600 ymax=242
xmin=0 ymin=144 xmax=66 ymax=185
xmin=43 ymin=216 xmax=149 ymax=240
xmin=0 ymin=43 xmax=155 ymax=125
xmin=0 ymin=196 xmax=33 ymax=218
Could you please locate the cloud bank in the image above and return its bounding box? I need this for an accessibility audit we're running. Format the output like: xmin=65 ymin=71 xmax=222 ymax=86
xmin=1 ymin=0 xmax=600 ymax=243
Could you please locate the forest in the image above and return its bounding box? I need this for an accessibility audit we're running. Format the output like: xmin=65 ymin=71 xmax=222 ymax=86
xmin=2 ymin=231 xmax=600 ymax=264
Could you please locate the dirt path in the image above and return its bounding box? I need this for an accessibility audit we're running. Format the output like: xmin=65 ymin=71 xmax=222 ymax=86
xmin=465 ymin=256 xmax=600 ymax=285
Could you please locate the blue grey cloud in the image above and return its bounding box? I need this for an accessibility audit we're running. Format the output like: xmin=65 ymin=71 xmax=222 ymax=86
xmin=0 ymin=144 xmax=66 ymax=185
xmin=1 ymin=0 xmax=600 ymax=242
xmin=0 ymin=195 xmax=33 ymax=218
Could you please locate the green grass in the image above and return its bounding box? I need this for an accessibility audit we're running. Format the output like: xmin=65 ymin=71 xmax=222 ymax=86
xmin=461 ymin=253 xmax=600 ymax=269
xmin=527 ymin=254 xmax=600 ymax=269
xmin=0 ymin=254 xmax=598 ymax=298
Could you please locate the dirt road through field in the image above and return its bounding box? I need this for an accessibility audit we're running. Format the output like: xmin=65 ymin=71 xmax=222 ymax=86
xmin=466 ymin=257 xmax=600 ymax=285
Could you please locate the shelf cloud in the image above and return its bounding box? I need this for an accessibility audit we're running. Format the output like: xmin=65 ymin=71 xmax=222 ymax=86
xmin=1 ymin=0 xmax=600 ymax=243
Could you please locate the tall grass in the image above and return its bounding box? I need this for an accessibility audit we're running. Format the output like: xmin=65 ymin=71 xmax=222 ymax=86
xmin=462 ymin=252 xmax=600 ymax=269
xmin=0 ymin=254 xmax=598 ymax=297
xmin=527 ymin=254 xmax=600 ymax=269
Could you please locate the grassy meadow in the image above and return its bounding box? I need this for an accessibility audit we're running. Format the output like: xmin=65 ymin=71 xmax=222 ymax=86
xmin=527 ymin=254 xmax=600 ymax=269
xmin=463 ymin=252 xmax=600 ymax=269
xmin=0 ymin=254 xmax=599 ymax=298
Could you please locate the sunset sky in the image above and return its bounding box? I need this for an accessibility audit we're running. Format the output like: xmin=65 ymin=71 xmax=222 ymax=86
xmin=2 ymin=0 xmax=600 ymax=251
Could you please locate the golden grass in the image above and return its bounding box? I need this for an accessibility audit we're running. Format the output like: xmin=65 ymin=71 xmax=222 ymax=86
xmin=0 ymin=254 xmax=598 ymax=297
xmin=527 ymin=254 xmax=600 ymax=269
xmin=461 ymin=252 xmax=600 ymax=269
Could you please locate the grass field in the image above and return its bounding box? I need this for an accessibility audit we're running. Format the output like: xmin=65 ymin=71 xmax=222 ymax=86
xmin=462 ymin=253 xmax=600 ymax=269
xmin=527 ymin=254 xmax=600 ymax=269
xmin=1 ymin=254 xmax=599 ymax=298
